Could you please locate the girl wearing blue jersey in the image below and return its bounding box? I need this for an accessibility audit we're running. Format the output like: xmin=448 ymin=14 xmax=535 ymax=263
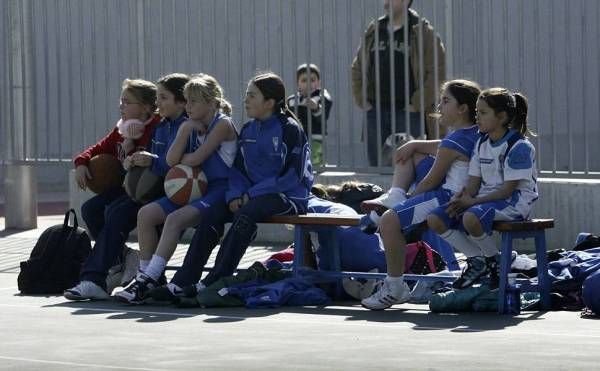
xmin=64 ymin=73 xmax=190 ymax=301
xmin=427 ymin=88 xmax=537 ymax=290
xmin=361 ymin=79 xmax=482 ymax=310
xmin=116 ymin=74 xmax=238 ymax=304
xmin=194 ymin=72 xmax=312 ymax=289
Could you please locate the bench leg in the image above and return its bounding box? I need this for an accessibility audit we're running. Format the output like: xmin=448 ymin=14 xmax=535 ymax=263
xmin=498 ymin=232 xmax=513 ymax=314
xmin=534 ymin=231 xmax=551 ymax=310
xmin=292 ymin=226 xmax=305 ymax=277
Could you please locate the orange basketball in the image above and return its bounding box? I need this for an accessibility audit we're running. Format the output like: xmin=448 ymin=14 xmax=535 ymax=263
xmin=164 ymin=164 xmax=208 ymax=206
xmin=87 ymin=154 xmax=125 ymax=194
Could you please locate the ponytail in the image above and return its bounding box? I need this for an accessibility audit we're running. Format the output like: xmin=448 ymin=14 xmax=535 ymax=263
xmin=218 ymin=98 xmax=233 ymax=116
xmin=511 ymin=93 xmax=532 ymax=137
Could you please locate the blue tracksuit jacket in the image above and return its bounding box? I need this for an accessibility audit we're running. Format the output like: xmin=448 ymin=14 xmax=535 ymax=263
xmin=226 ymin=113 xmax=313 ymax=212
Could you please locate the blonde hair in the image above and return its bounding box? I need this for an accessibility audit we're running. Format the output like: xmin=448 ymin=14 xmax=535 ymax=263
xmin=121 ymin=79 xmax=157 ymax=113
xmin=184 ymin=74 xmax=232 ymax=115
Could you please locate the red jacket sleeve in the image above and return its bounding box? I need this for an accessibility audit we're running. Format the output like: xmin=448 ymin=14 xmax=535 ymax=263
xmin=73 ymin=127 xmax=123 ymax=167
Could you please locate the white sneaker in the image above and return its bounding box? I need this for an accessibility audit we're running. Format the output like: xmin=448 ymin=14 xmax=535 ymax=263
xmin=64 ymin=280 xmax=110 ymax=301
xmin=361 ymin=278 xmax=411 ymax=310
xmin=343 ymin=269 xmax=379 ymax=300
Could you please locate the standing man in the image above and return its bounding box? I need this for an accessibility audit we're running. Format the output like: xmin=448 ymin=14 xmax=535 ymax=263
xmin=351 ymin=0 xmax=446 ymax=166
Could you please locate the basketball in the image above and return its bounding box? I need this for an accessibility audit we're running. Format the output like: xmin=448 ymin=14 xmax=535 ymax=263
xmin=86 ymin=154 xmax=125 ymax=194
xmin=164 ymin=164 xmax=208 ymax=206
xmin=124 ymin=166 xmax=165 ymax=204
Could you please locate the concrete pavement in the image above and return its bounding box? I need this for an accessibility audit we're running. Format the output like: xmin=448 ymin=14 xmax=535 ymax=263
xmin=0 ymin=213 xmax=599 ymax=370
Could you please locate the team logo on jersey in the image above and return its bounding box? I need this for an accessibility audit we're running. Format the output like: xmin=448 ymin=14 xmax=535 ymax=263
xmin=272 ymin=137 xmax=279 ymax=151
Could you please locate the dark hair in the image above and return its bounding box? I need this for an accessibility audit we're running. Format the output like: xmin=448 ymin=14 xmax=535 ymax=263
xmin=157 ymin=73 xmax=190 ymax=103
xmin=479 ymin=87 xmax=533 ymax=137
xmin=251 ymin=72 xmax=300 ymax=122
xmin=441 ymin=79 xmax=481 ymax=122
xmin=296 ymin=63 xmax=321 ymax=81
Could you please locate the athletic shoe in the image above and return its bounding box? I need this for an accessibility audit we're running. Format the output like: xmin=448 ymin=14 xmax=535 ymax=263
xmin=114 ymin=273 xmax=158 ymax=304
xmin=361 ymin=278 xmax=411 ymax=310
xmin=64 ymin=280 xmax=110 ymax=301
xmin=342 ymin=269 xmax=379 ymax=300
xmin=452 ymin=256 xmax=489 ymax=290
xmin=147 ymin=283 xmax=185 ymax=303
xmin=486 ymin=254 xmax=501 ymax=290
xmin=360 ymin=192 xmax=406 ymax=214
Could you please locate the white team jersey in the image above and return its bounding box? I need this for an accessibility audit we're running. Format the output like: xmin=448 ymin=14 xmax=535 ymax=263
xmin=469 ymin=130 xmax=538 ymax=217
xmin=196 ymin=118 xmax=237 ymax=167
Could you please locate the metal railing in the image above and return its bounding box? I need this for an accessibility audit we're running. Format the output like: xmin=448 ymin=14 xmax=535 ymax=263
xmin=1 ymin=0 xmax=599 ymax=178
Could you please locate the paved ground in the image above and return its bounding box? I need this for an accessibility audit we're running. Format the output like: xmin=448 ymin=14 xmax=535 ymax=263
xmin=1 ymin=206 xmax=599 ymax=370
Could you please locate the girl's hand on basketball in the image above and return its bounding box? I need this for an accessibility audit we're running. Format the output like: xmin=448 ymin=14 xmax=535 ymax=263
xmin=395 ymin=141 xmax=415 ymax=164
xmin=131 ymin=151 xmax=156 ymax=167
xmin=229 ymin=198 xmax=242 ymax=212
xmin=123 ymin=156 xmax=133 ymax=170
xmin=75 ymin=165 xmax=91 ymax=190
xmin=242 ymin=193 xmax=250 ymax=206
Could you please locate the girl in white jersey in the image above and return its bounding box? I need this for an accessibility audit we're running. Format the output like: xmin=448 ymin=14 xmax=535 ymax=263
xmin=116 ymin=74 xmax=238 ymax=304
xmin=361 ymin=80 xmax=482 ymax=310
xmin=427 ymin=88 xmax=537 ymax=290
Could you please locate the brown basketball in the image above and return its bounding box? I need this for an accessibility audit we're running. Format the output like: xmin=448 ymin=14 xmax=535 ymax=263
xmin=86 ymin=154 xmax=125 ymax=194
xmin=164 ymin=164 xmax=208 ymax=206
xmin=124 ymin=166 xmax=165 ymax=204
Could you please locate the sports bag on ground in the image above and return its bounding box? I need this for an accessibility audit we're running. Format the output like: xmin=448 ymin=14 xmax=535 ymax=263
xmin=405 ymin=241 xmax=447 ymax=275
xmin=18 ymin=209 xmax=91 ymax=294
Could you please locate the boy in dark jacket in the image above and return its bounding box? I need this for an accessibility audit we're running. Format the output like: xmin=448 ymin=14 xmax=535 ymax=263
xmin=287 ymin=63 xmax=332 ymax=167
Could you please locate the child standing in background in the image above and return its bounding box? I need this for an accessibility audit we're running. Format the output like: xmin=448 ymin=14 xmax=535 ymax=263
xmin=286 ymin=63 xmax=332 ymax=167
xmin=116 ymin=74 xmax=238 ymax=304
xmin=64 ymin=73 xmax=190 ymax=301
xmin=427 ymin=88 xmax=538 ymax=291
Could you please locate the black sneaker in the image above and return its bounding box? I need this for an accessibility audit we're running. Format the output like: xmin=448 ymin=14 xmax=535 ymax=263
xmin=452 ymin=256 xmax=489 ymax=290
xmin=486 ymin=254 xmax=501 ymax=290
xmin=114 ymin=273 xmax=157 ymax=304
xmin=147 ymin=285 xmax=177 ymax=303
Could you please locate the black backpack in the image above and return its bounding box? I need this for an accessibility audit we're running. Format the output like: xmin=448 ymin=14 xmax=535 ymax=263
xmin=337 ymin=182 xmax=385 ymax=213
xmin=18 ymin=209 xmax=92 ymax=294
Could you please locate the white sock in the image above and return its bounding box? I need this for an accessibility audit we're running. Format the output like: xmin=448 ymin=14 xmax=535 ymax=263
xmin=195 ymin=282 xmax=206 ymax=291
xmin=369 ymin=210 xmax=382 ymax=225
xmin=388 ymin=187 xmax=407 ymax=199
xmin=385 ymin=275 xmax=405 ymax=286
xmin=440 ymin=229 xmax=482 ymax=257
xmin=469 ymin=233 xmax=498 ymax=257
xmin=139 ymin=259 xmax=150 ymax=271
xmin=144 ymin=254 xmax=167 ymax=281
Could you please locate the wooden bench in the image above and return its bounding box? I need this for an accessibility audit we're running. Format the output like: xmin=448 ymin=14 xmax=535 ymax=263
xmin=265 ymin=214 xmax=554 ymax=314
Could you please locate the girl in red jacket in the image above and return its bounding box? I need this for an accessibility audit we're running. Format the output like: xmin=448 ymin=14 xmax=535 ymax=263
xmin=72 ymin=79 xmax=161 ymax=240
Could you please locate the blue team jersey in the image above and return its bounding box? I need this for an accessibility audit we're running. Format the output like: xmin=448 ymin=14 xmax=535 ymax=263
xmin=438 ymin=124 xmax=480 ymax=193
xmin=149 ymin=112 xmax=189 ymax=177
xmin=227 ymin=113 xmax=313 ymax=212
